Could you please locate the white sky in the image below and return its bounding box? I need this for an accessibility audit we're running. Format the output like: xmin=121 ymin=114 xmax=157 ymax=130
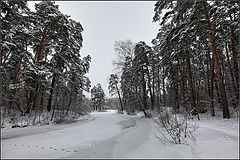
xmin=28 ymin=1 xmax=159 ymax=98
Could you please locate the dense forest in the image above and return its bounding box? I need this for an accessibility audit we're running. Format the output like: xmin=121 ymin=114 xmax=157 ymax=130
xmin=1 ymin=1 xmax=239 ymax=158
xmin=110 ymin=0 xmax=239 ymax=119
xmin=0 ymin=0 xmax=239 ymax=129
xmin=0 ymin=1 xmax=91 ymax=127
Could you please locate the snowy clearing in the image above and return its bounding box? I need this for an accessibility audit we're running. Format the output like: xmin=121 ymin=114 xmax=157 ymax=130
xmin=1 ymin=110 xmax=239 ymax=159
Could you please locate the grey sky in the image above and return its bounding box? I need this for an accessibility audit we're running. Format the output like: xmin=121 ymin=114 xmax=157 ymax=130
xmin=28 ymin=1 xmax=159 ymax=98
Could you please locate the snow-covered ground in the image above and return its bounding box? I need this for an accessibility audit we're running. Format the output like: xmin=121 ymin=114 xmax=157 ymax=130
xmin=1 ymin=110 xmax=239 ymax=158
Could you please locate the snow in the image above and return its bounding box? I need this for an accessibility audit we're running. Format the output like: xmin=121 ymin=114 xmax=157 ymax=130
xmin=124 ymin=115 xmax=239 ymax=158
xmin=1 ymin=110 xmax=239 ymax=158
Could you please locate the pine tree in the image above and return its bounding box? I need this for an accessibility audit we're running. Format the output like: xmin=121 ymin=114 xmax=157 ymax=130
xmin=91 ymin=84 xmax=105 ymax=112
xmin=108 ymin=74 xmax=123 ymax=112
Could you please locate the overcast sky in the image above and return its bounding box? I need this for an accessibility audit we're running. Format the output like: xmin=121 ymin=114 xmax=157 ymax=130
xmin=28 ymin=1 xmax=159 ymax=98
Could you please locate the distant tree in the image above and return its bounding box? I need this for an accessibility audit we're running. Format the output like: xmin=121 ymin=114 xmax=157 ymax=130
xmin=112 ymin=40 xmax=135 ymax=74
xmin=91 ymin=84 xmax=105 ymax=112
xmin=105 ymin=98 xmax=120 ymax=110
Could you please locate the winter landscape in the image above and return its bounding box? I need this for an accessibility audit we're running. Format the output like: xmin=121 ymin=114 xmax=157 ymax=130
xmin=1 ymin=1 xmax=239 ymax=159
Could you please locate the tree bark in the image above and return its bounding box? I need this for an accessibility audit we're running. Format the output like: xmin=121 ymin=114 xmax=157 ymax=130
xmin=135 ymin=86 xmax=148 ymax=118
xmin=116 ymin=85 xmax=124 ymax=112
xmin=208 ymin=48 xmax=215 ymax=116
xmin=145 ymin=64 xmax=154 ymax=109
xmin=180 ymin=58 xmax=187 ymax=111
xmin=142 ymin=70 xmax=148 ymax=111
xmin=203 ymin=2 xmax=230 ymax=118
xmin=229 ymin=23 xmax=239 ymax=107
xmin=152 ymin=60 xmax=155 ymax=109
xmin=35 ymin=25 xmax=52 ymax=62
xmin=47 ymin=73 xmax=56 ymax=112
xmin=186 ymin=52 xmax=197 ymax=110
xmin=162 ymin=67 xmax=166 ymax=106
xmin=156 ymin=67 xmax=161 ymax=107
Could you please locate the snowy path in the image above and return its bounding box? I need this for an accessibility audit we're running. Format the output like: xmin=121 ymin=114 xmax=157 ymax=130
xmin=1 ymin=111 xmax=239 ymax=158
xmin=1 ymin=110 xmax=151 ymax=158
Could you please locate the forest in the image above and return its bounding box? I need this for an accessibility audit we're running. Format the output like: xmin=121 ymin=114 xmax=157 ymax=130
xmin=1 ymin=0 xmax=239 ymax=128
xmin=1 ymin=0 xmax=239 ymax=159
xmin=109 ymin=0 xmax=239 ymax=119
xmin=1 ymin=1 xmax=91 ymax=126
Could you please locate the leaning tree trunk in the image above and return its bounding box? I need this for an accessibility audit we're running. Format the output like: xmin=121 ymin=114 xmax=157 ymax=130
xmin=116 ymin=85 xmax=124 ymax=112
xmin=203 ymin=2 xmax=230 ymax=118
xmin=135 ymin=86 xmax=148 ymax=118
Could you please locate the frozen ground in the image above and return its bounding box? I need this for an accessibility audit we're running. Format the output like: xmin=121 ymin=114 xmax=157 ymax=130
xmin=1 ymin=110 xmax=239 ymax=158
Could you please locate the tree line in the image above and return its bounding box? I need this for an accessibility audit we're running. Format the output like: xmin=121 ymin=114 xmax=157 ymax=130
xmin=0 ymin=1 xmax=91 ymax=126
xmin=109 ymin=0 xmax=239 ymax=119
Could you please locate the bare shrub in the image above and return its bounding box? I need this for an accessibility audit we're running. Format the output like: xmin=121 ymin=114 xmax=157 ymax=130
xmin=153 ymin=111 xmax=198 ymax=144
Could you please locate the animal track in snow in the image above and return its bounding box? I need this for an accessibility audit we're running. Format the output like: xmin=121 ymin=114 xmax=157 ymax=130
xmin=5 ymin=143 xmax=81 ymax=154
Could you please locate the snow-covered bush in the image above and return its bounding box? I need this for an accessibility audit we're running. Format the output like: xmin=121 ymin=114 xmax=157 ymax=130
xmin=53 ymin=112 xmax=80 ymax=124
xmin=153 ymin=111 xmax=198 ymax=144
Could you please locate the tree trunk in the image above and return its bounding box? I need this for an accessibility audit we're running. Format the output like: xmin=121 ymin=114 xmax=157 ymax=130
xmin=50 ymin=90 xmax=58 ymax=121
xmin=186 ymin=52 xmax=197 ymax=110
xmin=145 ymin=64 xmax=154 ymax=109
xmin=214 ymin=74 xmax=222 ymax=106
xmin=35 ymin=25 xmax=52 ymax=62
xmin=66 ymin=95 xmax=72 ymax=115
xmin=180 ymin=58 xmax=187 ymax=111
xmin=116 ymin=85 xmax=124 ymax=112
xmin=156 ymin=67 xmax=161 ymax=108
xmin=208 ymin=48 xmax=215 ymax=117
xmin=229 ymin=25 xmax=239 ymax=107
xmin=162 ymin=67 xmax=166 ymax=106
xmin=135 ymin=86 xmax=148 ymax=117
xmin=152 ymin=61 xmax=155 ymax=109
xmin=47 ymin=73 xmax=56 ymax=112
xmin=203 ymin=2 xmax=230 ymax=118
xmin=142 ymin=71 xmax=148 ymax=111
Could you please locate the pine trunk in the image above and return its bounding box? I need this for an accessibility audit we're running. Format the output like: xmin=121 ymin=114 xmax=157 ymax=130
xmin=156 ymin=67 xmax=161 ymax=107
xmin=162 ymin=67 xmax=166 ymax=106
xmin=145 ymin=64 xmax=154 ymax=109
xmin=230 ymin=26 xmax=239 ymax=107
xmin=47 ymin=73 xmax=56 ymax=112
xmin=152 ymin=61 xmax=155 ymax=109
xmin=186 ymin=52 xmax=197 ymax=110
xmin=116 ymin=85 xmax=124 ymax=112
xmin=203 ymin=2 xmax=230 ymax=118
xmin=208 ymin=49 xmax=215 ymax=116
xmin=180 ymin=58 xmax=187 ymax=111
